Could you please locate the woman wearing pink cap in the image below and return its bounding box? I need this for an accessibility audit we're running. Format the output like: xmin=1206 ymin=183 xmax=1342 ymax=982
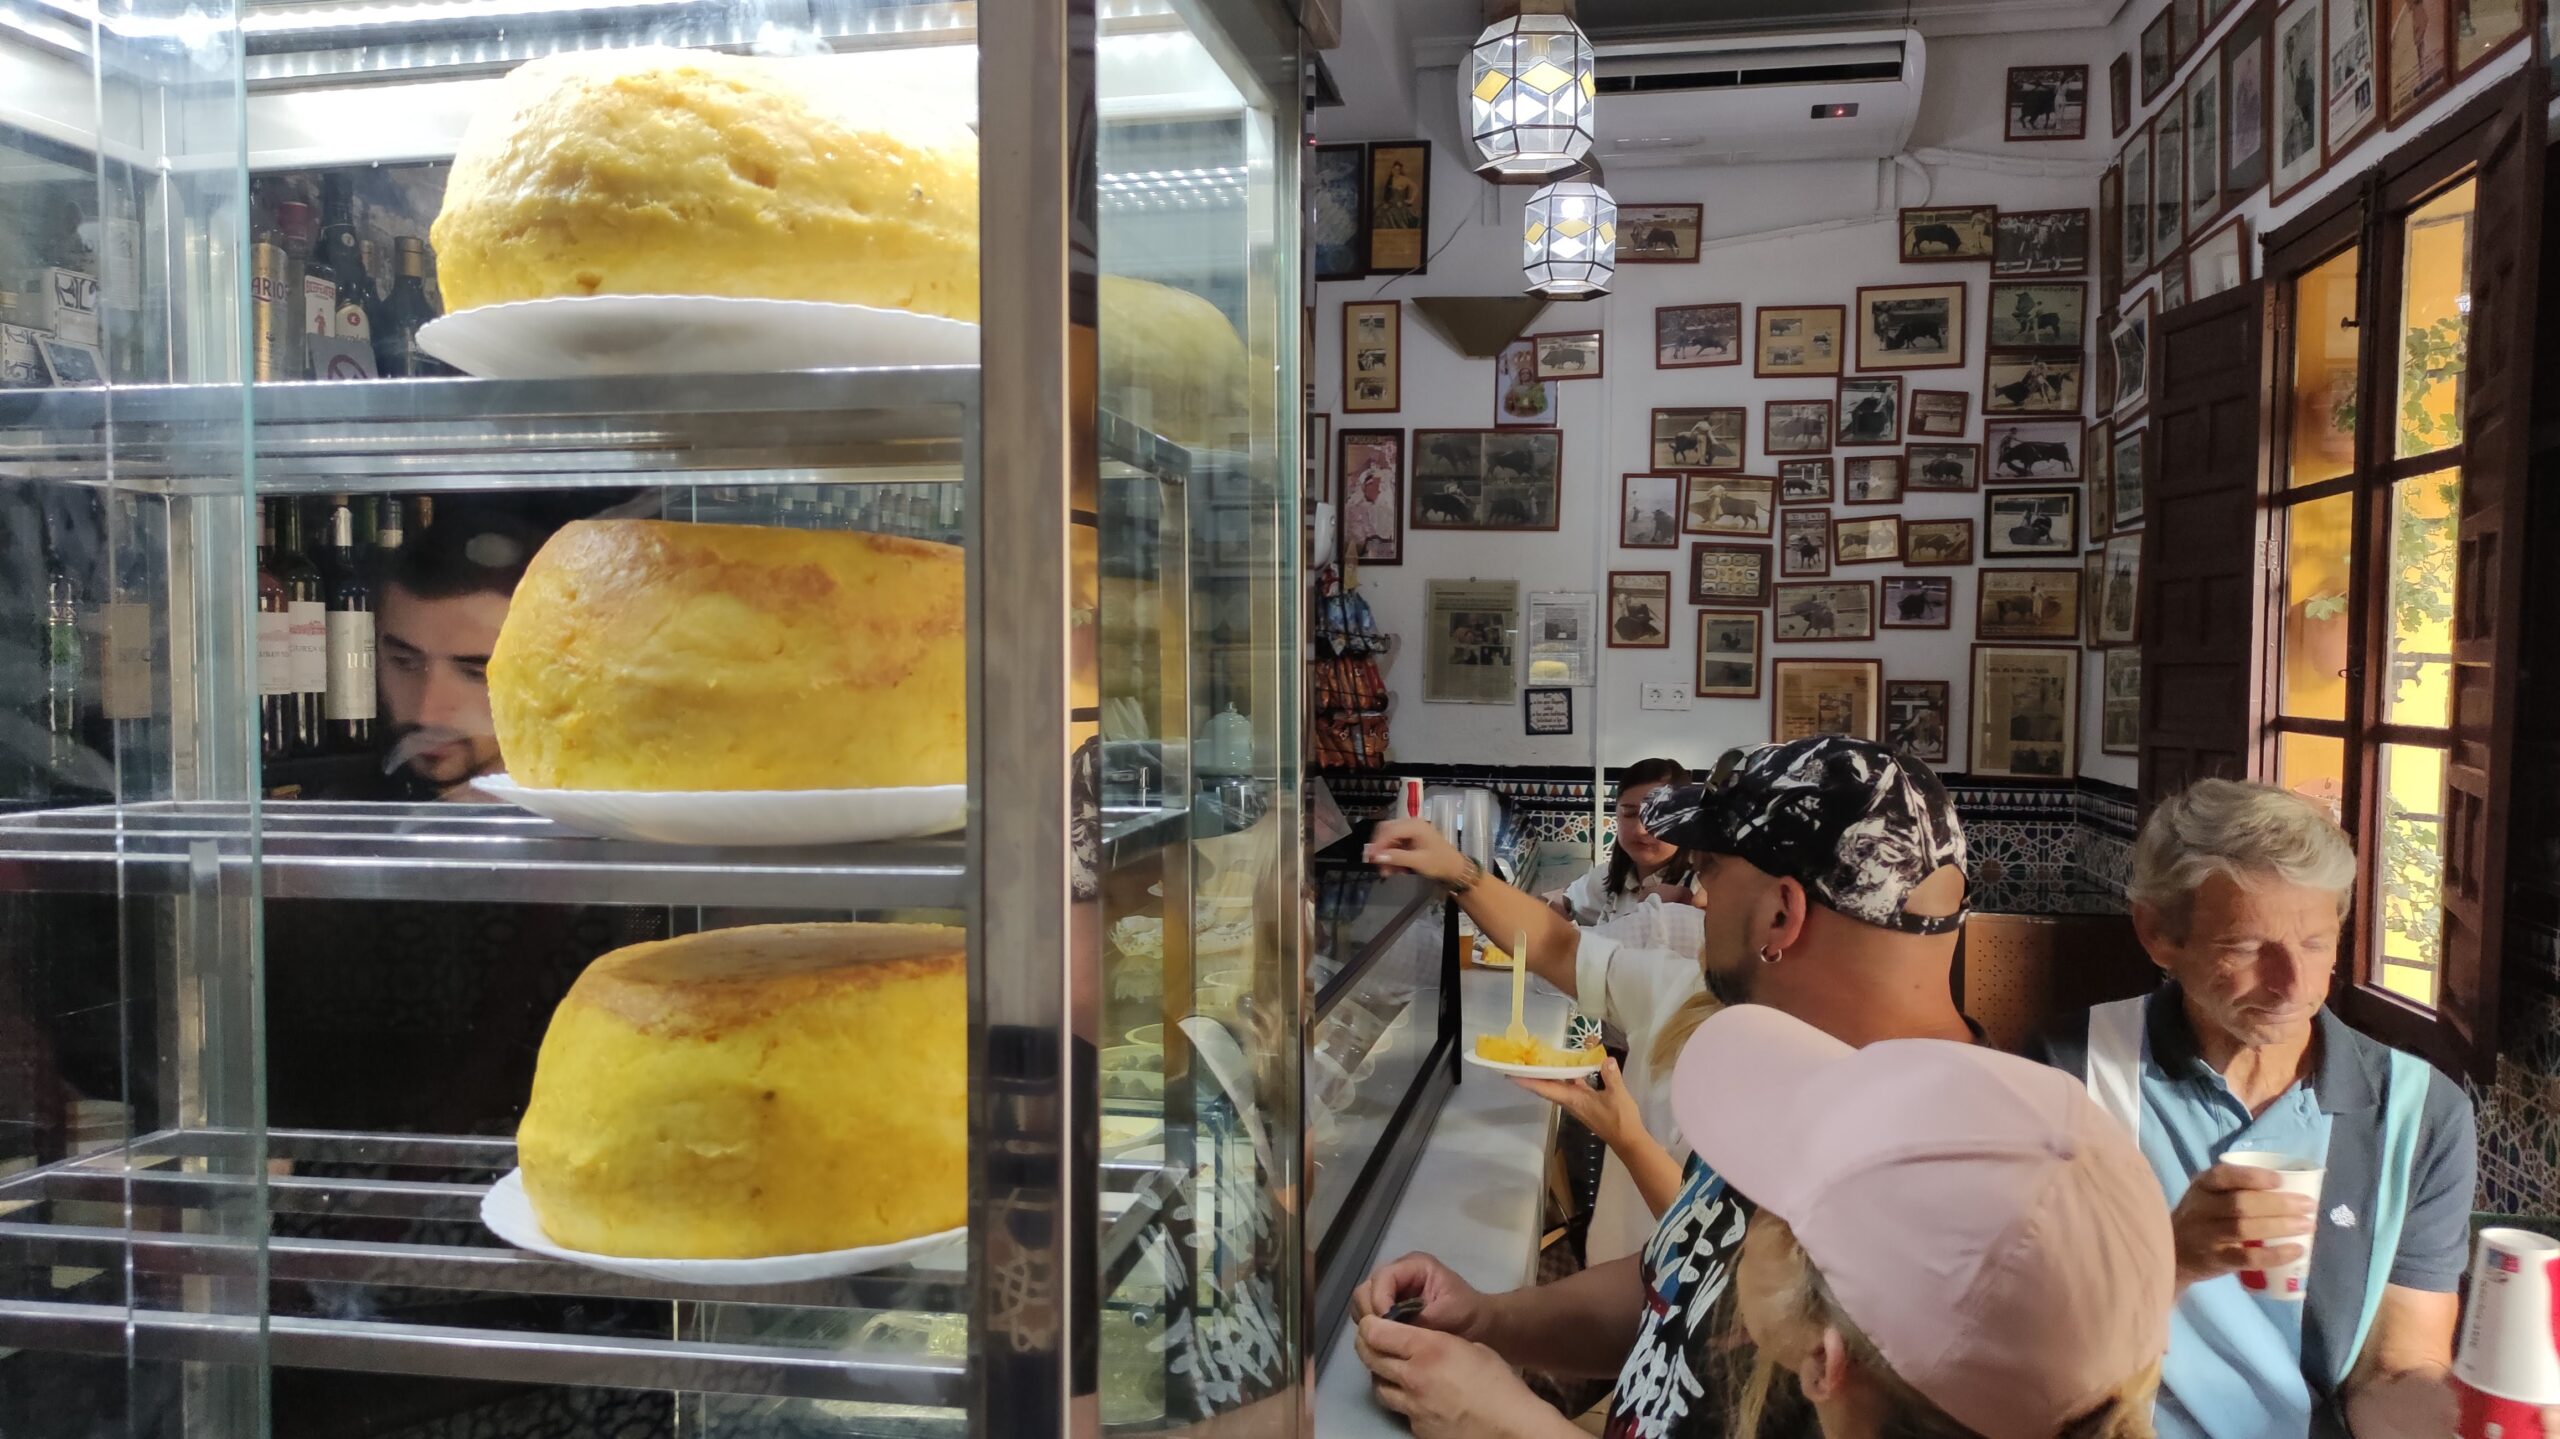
xmin=1700 ymin=1004 xmax=2176 ymax=1439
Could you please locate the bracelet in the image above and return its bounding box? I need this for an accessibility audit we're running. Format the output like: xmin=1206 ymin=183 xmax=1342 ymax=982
xmin=1450 ymin=858 xmax=1483 ymax=895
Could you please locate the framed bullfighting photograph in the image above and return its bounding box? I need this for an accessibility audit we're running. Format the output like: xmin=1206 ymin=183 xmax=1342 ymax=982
xmin=1778 ymin=458 xmax=1836 ymax=504
xmin=1984 ymin=487 xmax=2081 ymax=557
xmin=2007 ymin=64 xmax=2089 ymax=140
xmin=1909 ymin=389 xmax=1970 ymax=436
xmin=1765 ymin=399 xmax=1836 ymax=455
xmin=1831 ymin=517 xmax=1902 ymax=567
xmin=1970 ymin=645 xmax=2080 ymax=779
xmin=1986 ymin=282 xmax=2087 ymax=350
xmin=1899 ymin=205 xmax=1996 ymax=262
xmin=1690 ymin=542 xmax=1773 ymax=607
xmin=1887 ymin=679 xmax=1952 ymax=764
xmin=1855 ymin=283 xmax=1966 ymax=372
xmin=1985 ymin=420 xmax=2084 ymax=482
xmin=1781 ymin=507 xmax=1831 ymax=577
xmin=1409 ymin=429 xmax=1563 ymax=531
xmin=1774 ymin=581 xmax=1877 ymax=642
xmin=1652 ymin=406 xmax=1747 ymax=472
xmin=1620 ymin=203 xmax=1704 ymax=263
xmin=1774 ymin=658 xmax=1883 ymax=742
xmin=1903 ymin=519 xmax=1976 ymax=566
xmin=1905 ymin=442 xmax=1983 ymax=493
xmin=1755 ymin=304 xmax=1848 ymax=378
xmin=1993 ymin=208 xmax=2091 ymax=276
xmin=1983 ymin=351 xmax=2085 ymax=416
xmin=1621 ymin=473 xmax=1683 ymax=549
xmin=1836 ymin=376 xmax=1905 ymax=446
xmin=1608 ymin=571 xmax=1673 ymax=649
xmin=1696 ymin=612 xmax=1764 ymax=698
xmin=1684 ymin=475 xmax=1778 ymax=538
xmin=1657 ymin=302 xmax=1742 ymax=367
xmin=1975 ymin=567 xmax=2084 ymax=641
xmin=1880 ymin=575 xmax=1954 ymax=630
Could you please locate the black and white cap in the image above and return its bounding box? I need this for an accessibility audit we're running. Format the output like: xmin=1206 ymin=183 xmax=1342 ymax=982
xmin=1639 ymin=736 xmax=1969 ymax=937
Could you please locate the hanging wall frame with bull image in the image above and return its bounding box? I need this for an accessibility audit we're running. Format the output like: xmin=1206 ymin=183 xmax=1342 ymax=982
xmin=1657 ymin=302 xmax=1742 ymax=367
xmin=1903 ymin=519 xmax=1976 ymax=566
xmin=1765 ymin=400 xmax=1835 ymax=456
xmin=2006 ymin=64 xmax=2089 ymax=141
xmin=1855 ymin=283 xmax=1966 ymax=373
xmin=1619 ymin=203 xmax=1704 ymax=263
xmin=1684 ymin=474 xmax=1777 ymax=538
xmin=1621 ymin=473 xmax=1683 ymax=549
xmin=1774 ymin=581 xmax=1877 ymax=643
xmin=1899 ymin=205 xmax=1996 ymax=262
xmin=1778 ymin=458 xmax=1835 ymax=504
xmin=1836 ymin=376 xmax=1904 ymax=447
xmin=1881 ymin=576 xmax=1953 ymax=630
xmin=1830 ymin=517 xmax=1901 ymax=567
xmin=1651 ymin=406 xmax=1747 ymax=472
xmin=1754 ymin=304 xmax=1847 ymax=379
xmin=1983 ymin=350 xmax=2086 ymax=416
xmin=1905 ymin=442 xmax=1983 ymax=493
xmin=1408 ymin=428 xmax=1563 ymax=532
xmin=1984 ymin=487 xmax=2082 ymax=558
xmin=1780 ymin=506 xmax=1831 ymax=577
xmin=1909 ymin=390 xmax=1970 ymax=437
xmin=1993 ymin=208 xmax=2091 ymax=277
xmin=1975 ymin=567 xmax=2084 ymax=641
xmin=1987 ymin=282 xmax=2086 ymax=351
xmin=1985 ymin=420 xmax=2083 ymax=482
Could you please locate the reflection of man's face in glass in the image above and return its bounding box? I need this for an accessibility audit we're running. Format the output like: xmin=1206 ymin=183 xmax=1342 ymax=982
xmin=379 ymin=581 xmax=511 ymax=788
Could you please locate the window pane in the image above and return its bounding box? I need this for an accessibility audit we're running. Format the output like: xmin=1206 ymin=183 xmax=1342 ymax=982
xmin=2279 ymin=493 xmax=2353 ymax=721
xmin=2373 ymin=743 xmax=2449 ymax=1008
xmin=2384 ymin=469 xmax=2459 ymax=727
xmin=2289 ymin=247 xmax=2363 ymax=488
xmin=2277 ymin=732 xmax=2347 ymax=827
xmin=2395 ymin=178 xmax=2476 ymax=460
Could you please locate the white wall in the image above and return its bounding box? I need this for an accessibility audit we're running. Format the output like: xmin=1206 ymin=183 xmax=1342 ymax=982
xmin=1316 ymin=25 xmax=2118 ymax=775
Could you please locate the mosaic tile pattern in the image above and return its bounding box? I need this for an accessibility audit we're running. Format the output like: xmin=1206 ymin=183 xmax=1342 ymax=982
xmin=2475 ymin=913 xmax=2560 ymax=1217
xmin=2074 ymin=782 xmax=2139 ymax=905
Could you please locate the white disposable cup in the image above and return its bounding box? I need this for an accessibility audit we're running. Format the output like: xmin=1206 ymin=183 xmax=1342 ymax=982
xmin=2455 ymin=1227 xmax=2560 ymax=1411
xmin=2223 ymin=1150 xmax=2324 ymax=1300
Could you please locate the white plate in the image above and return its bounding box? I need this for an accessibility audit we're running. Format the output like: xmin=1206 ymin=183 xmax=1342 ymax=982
xmin=418 ymin=295 xmax=978 ymax=380
xmin=479 ymin=1169 xmax=964 ymax=1284
xmin=476 ymin=773 xmax=964 ymax=846
xmin=1464 ymin=1049 xmax=1603 ymax=1081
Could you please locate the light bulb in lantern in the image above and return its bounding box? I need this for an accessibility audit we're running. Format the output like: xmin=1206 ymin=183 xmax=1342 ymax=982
xmin=1466 ymin=13 xmax=1597 ymax=180
xmin=1524 ymin=180 xmax=1616 ymax=299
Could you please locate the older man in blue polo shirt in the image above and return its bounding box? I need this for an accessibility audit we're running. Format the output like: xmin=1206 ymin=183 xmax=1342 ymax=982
xmin=2030 ymin=779 xmax=2475 ymax=1439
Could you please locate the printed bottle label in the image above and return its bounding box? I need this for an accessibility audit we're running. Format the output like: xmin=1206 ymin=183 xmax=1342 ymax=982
xmin=257 ymin=611 xmax=293 ymax=697
xmin=325 ymin=610 xmax=376 ymax=720
xmin=288 ymin=600 xmax=327 ymax=693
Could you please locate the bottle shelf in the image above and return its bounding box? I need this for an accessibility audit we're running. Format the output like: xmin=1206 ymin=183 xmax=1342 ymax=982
xmin=0 ymin=369 xmax=1199 ymax=491
xmin=0 ymin=1126 xmax=1183 ymax=1409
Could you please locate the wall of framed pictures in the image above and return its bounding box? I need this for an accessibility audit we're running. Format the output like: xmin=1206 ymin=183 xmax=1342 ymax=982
xmin=1312 ymin=25 xmax=2122 ymax=774
xmin=2087 ymin=0 xmax=2546 ymax=787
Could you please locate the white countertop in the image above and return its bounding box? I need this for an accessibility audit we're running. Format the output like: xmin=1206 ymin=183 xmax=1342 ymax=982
xmin=1314 ymin=965 xmax=1575 ymax=1438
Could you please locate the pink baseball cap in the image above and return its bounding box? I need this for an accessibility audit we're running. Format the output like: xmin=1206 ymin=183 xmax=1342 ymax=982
xmin=1672 ymin=1005 xmax=2173 ymax=1439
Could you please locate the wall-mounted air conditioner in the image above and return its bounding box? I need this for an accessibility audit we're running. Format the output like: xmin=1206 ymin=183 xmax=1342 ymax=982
xmin=1590 ymin=28 xmax=1925 ymax=167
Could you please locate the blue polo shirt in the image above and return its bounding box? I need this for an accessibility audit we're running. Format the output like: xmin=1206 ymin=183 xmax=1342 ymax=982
xmin=2027 ymin=984 xmax=2475 ymax=1439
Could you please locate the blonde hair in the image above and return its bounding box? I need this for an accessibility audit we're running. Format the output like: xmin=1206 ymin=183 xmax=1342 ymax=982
xmin=2128 ymin=779 xmax=2355 ymax=940
xmin=1734 ymin=1217 xmax=2158 ymax=1439
xmin=1651 ymin=988 xmax=1722 ymax=1074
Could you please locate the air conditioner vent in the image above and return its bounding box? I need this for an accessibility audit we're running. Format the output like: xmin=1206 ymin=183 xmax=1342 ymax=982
xmin=1595 ymin=59 xmax=1904 ymax=95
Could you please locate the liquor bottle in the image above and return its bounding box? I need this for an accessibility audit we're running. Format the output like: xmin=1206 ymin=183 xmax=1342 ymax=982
xmin=374 ymin=239 xmax=447 ymax=378
xmin=318 ymin=177 xmax=374 ymax=353
xmin=256 ymin=500 xmax=295 ymax=760
xmin=278 ymin=499 xmax=326 ymax=755
xmin=251 ymin=228 xmax=294 ymax=381
xmin=42 ymin=516 xmax=83 ymax=774
xmin=373 ymin=497 xmax=406 ymax=585
xmin=278 ymin=199 xmax=331 ymax=371
xmin=321 ymin=501 xmax=376 ymax=752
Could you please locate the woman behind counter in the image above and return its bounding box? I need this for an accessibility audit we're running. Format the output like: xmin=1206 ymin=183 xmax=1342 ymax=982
xmin=1546 ymin=758 xmax=1692 ymax=925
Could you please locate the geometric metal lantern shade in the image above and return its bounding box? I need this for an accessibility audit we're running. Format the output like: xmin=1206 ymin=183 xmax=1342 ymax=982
xmin=1523 ymin=180 xmax=1616 ymax=299
xmin=1467 ymin=13 xmax=1597 ymax=180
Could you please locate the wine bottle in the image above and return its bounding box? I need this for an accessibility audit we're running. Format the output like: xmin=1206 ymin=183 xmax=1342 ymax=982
xmin=374 ymin=239 xmax=447 ymax=378
xmin=322 ymin=501 xmax=376 ymax=752
xmin=257 ymin=500 xmax=294 ymax=760
xmin=318 ymin=177 xmax=374 ymax=359
xmin=41 ymin=516 xmax=83 ymax=774
xmin=373 ymin=497 xmax=406 ymax=586
xmin=278 ymin=499 xmax=326 ymax=756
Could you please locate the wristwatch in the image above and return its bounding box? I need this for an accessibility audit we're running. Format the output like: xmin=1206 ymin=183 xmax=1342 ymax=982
xmin=1450 ymin=858 xmax=1483 ymax=895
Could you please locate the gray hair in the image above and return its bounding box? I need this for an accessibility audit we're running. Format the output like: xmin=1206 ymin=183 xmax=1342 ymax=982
xmin=2127 ymin=779 xmax=2356 ymax=939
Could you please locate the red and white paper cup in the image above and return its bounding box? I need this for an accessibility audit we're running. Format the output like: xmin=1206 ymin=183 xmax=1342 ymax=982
xmin=2453 ymin=1227 xmax=2560 ymax=1439
xmin=2222 ymin=1150 xmax=2323 ymax=1300
xmin=1395 ymin=776 xmax=1426 ymax=822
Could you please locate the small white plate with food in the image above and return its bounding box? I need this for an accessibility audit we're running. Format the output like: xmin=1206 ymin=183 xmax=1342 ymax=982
xmin=418 ymin=295 xmax=978 ymax=380
xmin=479 ymin=1169 xmax=965 ymax=1285
xmin=1464 ymin=1033 xmax=1604 ymax=1081
xmin=475 ymin=774 xmax=965 ymax=846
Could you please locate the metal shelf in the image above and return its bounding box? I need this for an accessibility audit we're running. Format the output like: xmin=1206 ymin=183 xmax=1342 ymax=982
xmin=0 ymin=368 xmax=976 ymax=488
xmin=0 ymin=369 xmax=1201 ymax=490
xmin=0 ymin=800 xmax=968 ymax=909
xmin=0 ymin=1127 xmax=1180 ymax=1406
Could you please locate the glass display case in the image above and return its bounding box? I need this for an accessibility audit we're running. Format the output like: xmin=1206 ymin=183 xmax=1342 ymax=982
xmin=0 ymin=1 xmax=1304 ymax=1435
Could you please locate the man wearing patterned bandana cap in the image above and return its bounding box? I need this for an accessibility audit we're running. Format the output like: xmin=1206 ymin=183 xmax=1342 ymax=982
xmin=1351 ymin=736 xmax=1979 ymax=1439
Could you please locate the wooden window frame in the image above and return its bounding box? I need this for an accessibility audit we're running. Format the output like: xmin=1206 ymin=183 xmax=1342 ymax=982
xmin=2257 ymin=77 xmax=2538 ymax=1078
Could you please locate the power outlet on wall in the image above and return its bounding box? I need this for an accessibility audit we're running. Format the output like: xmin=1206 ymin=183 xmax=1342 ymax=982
xmin=1641 ymin=682 xmax=1692 ymax=711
